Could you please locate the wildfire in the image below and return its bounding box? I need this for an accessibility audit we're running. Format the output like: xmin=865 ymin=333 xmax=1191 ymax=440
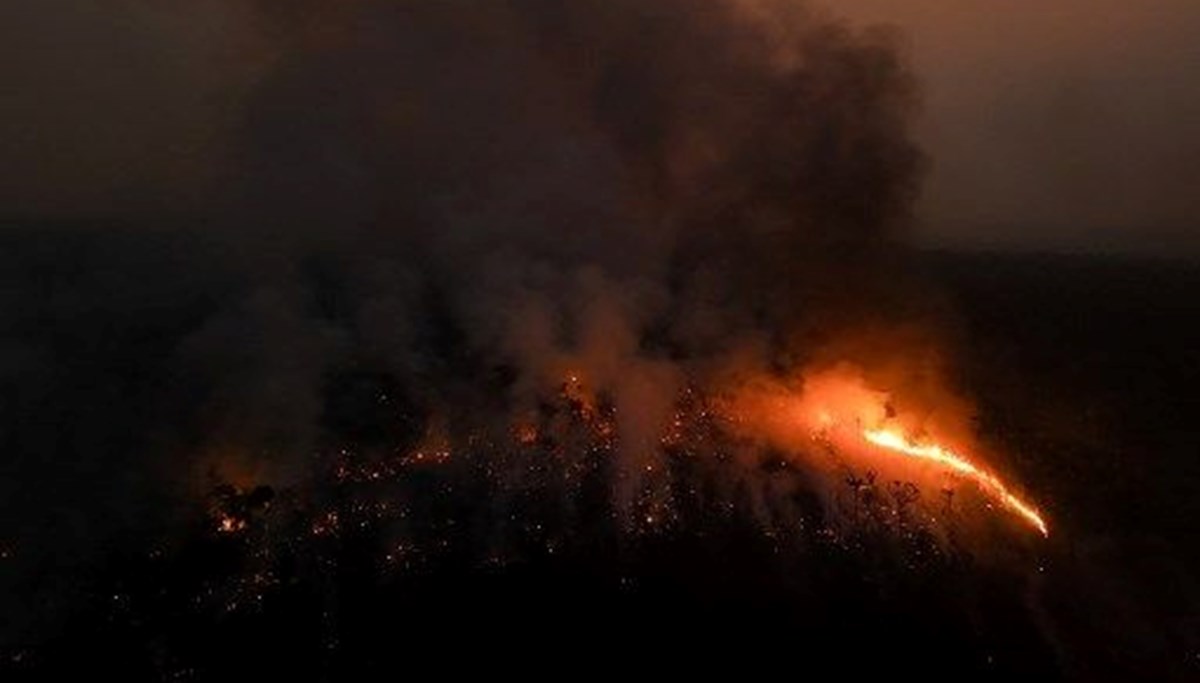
xmin=725 ymin=365 xmax=1051 ymax=537
xmin=862 ymin=428 xmax=1048 ymax=536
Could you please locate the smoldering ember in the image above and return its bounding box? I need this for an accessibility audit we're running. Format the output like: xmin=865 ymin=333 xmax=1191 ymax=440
xmin=1 ymin=2 xmax=1197 ymax=680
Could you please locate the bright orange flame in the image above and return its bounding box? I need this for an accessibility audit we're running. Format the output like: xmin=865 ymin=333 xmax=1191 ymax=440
xmin=863 ymin=428 xmax=1049 ymax=536
xmin=217 ymin=514 xmax=246 ymax=534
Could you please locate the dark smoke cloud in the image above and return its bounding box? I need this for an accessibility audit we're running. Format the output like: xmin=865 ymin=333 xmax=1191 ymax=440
xmin=187 ymin=0 xmax=924 ymax=484
xmin=0 ymin=0 xmax=924 ymax=644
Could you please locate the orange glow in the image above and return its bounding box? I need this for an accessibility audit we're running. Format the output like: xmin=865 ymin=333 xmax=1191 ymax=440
xmin=217 ymin=514 xmax=246 ymax=534
xmin=863 ymin=428 xmax=1049 ymax=536
xmin=514 ymin=422 xmax=539 ymax=446
xmin=722 ymin=364 xmax=1051 ymax=537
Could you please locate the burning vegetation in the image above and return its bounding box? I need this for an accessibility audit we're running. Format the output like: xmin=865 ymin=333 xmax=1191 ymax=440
xmin=0 ymin=1 xmax=1087 ymax=678
xmin=862 ymin=429 xmax=1047 ymax=536
xmin=165 ymin=0 xmax=1054 ymax=620
xmin=205 ymin=361 xmax=1050 ymax=573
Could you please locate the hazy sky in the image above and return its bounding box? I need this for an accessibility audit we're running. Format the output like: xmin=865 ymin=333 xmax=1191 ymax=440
xmin=1 ymin=1 xmax=1198 ymax=254
xmin=833 ymin=0 xmax=1200 ymax=254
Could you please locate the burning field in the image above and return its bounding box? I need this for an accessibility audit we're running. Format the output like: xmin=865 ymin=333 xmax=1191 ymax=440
xmin=0 ymin=0 xmax=1196 ymax=680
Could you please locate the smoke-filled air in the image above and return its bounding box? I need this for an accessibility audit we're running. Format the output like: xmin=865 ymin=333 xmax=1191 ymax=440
xmin=149 ymin=0 xmax=1046 ymax=539
xmin=1 ymin=1 xmax=1067 ymax=670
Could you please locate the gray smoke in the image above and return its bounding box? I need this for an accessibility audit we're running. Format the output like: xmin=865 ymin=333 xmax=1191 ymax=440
xmin=0 ymin=0 xmax=925 ymax=645
xmin=187 ymin=0 xmax=923 ymax=478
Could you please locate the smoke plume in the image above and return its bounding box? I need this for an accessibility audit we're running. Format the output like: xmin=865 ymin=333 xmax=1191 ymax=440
xmin=1 ymin=0 xmax=933 ymax=644
xmin=189 ymin=0 xmax=924 ymax=479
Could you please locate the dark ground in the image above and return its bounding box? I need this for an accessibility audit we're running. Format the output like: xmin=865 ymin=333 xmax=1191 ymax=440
xmin=0 ymin=231 xmax=1197 ymax=680
xmin=920 ymin=251 xmax=1200 ymax=680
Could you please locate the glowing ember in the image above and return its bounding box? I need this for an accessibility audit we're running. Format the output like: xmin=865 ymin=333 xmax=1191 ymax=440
xmin=217 ymin=515 xmax=246 ymax=534
xmin=863 ymin=428 xmax=1049 ymax=536
xmin=514 ymin=422 xmax=539 ymax=446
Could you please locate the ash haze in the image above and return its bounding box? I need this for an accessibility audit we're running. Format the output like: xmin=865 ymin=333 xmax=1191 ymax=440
xmin=1 ymin=0 xmax=931 ymax=654
xmin=0 ymin=0 xmax=930 ymax=538
xmin=831 ymin=0 xmax=1200 ymax=255
xmin=3 ymin=0 xmax=1199 ymax=253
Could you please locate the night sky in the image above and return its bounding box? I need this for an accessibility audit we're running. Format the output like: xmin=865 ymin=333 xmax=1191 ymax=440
xmin=3 ymin=0 xmax=1198 ymax=254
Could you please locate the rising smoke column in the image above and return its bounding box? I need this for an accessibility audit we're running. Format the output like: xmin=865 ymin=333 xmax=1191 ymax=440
xmin=1 ymin=0 xmax=927 ymax=648
xmin=186 ymin=0 xmax=925 ymax=501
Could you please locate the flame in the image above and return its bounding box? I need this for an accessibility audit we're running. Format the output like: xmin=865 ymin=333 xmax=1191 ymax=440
xmin=217 ymin=514 xmax=246 ymax=534
xmin=862 ymin=428 xmax=1048 ymax=536
xmin=725 ymin=365 xmax=1051 ymax=537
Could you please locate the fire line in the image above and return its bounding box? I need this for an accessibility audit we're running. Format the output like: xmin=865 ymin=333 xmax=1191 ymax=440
xmin=862 ymin=428 xmax=1049 ymax=536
